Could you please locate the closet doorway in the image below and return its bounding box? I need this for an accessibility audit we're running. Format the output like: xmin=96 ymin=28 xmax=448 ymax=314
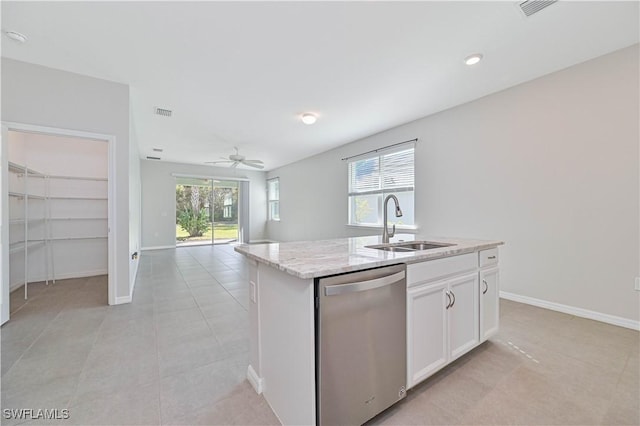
xmin=175 ymin=177 xmax=239 ymax=247
xmin=1 ymin=123 xmax=115 ymax=325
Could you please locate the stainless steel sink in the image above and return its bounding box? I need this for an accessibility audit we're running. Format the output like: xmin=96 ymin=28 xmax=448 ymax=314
xmin=396 ymin=242 xmax=453 ymax=250
xmin=366 ymin=241 xmax=454 ymax=252
xmin=370 ymin=246 xmax=416 ymax=252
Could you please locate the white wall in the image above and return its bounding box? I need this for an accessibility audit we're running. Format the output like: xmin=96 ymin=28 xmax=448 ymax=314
xmin=7 ymin=131 xmax=109 ymax=288
xmin=267 ymin=45 xmax=640 ymax=323
xmin=2 ymin=58 xmax=135 ymax=302
xmin=8 ymin=132 xmax=109 ymax=175
xmin=140 ymin=159 xmax=267 ymax=248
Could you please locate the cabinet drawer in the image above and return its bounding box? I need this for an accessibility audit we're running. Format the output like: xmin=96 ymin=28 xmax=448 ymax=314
xmin=407 ymin=253 xmax=477 ymax=287
xmin=479 ymin=248 xmax=498 ymax=267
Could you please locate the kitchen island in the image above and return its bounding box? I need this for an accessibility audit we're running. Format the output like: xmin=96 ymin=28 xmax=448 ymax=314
xmin=235 ymin=235 xmax=503 ymax=425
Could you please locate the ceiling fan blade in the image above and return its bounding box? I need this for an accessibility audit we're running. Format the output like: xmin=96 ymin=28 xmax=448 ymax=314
xmin=212 ymin=149 xmax=264 ymax=169
xmin=242 ymin=161 xmax=264 ymax=169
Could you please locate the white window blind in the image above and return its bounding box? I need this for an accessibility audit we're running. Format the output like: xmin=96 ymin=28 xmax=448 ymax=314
xmin=348 ymin=145 xmax=415 ymax=226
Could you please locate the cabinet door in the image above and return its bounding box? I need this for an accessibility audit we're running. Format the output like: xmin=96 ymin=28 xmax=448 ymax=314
xmin=480 ymin=267 xmax=500 ymax=341
xmin=448 ymin=272 xmax=479 ymax=361
xmin=407 ymin=281 xmax=448 ymax=388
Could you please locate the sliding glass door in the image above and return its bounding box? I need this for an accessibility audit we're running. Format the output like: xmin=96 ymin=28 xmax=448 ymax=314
xmin=175 ymin=177 xmax=239 ymax=247
xmin=211 ymin=180 xmax=239 ymax=243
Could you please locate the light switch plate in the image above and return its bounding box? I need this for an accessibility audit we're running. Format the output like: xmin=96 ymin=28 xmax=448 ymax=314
xmin=635 ymin=277 xmax=640 ymax=291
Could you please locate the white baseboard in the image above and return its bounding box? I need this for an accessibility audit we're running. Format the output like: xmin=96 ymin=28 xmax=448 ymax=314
xmin=141 ymin=245 xmax=175 ymax=251
xmin=120 ymin=259 xmax=139 ymax=306
xmin=114 ymin=294 xmax=132 ymax=304
xmin=10 ymin=269 xmax=108 ymax=292
xmin=500 ymin=291 xmax=640 ymax=331
xmin=247 ymin=365 xmax=263 ymax=394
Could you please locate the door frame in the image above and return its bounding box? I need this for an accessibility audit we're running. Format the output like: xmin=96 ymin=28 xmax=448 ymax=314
xmin=1 ymin=121 xmax=117 ymax=324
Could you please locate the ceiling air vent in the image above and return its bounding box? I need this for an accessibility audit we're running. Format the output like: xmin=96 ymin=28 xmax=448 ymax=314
xmin=154 ymin=107 xmax=172 ymax=117
xmin=146 ymin=156 xmax=161 ymax=160
xmin=519 ymin=0 xmax=557 ymax=17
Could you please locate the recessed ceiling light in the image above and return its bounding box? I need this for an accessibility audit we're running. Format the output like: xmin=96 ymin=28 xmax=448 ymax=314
xmin=464 ymin=53 xmax=483 ymax=66
xmin=301 ymin=113 xmax=317 ymax=125
xmin=4 ymin=30 xmax=28 ymax=44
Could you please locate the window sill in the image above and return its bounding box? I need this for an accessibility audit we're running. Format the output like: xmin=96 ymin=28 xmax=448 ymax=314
xmin=345 ymin=224 xmax=419 ymax=233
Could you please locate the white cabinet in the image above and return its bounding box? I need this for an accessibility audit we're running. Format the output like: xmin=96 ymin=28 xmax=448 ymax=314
xmin=407 ymin=248 xmax=501 ymax=389
xmin=407 ymin=264 xmax=480 ymax=389
xmin=480 ymin=266 xmax=499 ymax=341
xmin=478 ymin=248 xmax=499 ymax=342
xmin=448 ymin=273 xmax=480 ymax=361
xmin=407 ymin=281 xmax=448 ymax=386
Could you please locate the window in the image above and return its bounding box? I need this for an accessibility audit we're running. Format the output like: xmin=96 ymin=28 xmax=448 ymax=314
xmin=348 ymin=146 xmax=415 ymax=227
xmin=268 ymin=178 xmax=280 ymax=221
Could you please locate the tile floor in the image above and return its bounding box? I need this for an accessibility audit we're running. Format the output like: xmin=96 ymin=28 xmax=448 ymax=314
xmin=1 ymin=244 xmax=638 ymax=425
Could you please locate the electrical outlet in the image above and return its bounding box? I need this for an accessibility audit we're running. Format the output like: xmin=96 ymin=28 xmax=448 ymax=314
xmin=250 ymin=281 xmax=257 ymax=303
xmin=635 ymin=277 xmax=640 ymax=291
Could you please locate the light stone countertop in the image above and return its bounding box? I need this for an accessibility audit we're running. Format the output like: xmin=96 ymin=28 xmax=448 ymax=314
xmin=234 ymin=234 xmax=504 ymax=279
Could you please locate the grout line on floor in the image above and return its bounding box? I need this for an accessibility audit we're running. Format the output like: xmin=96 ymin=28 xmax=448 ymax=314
xmin=172 ymin=248 xmax=217 ymax=339
xmin=148 ymin=246 xmax=250 ymax=425
xmin=153 ymin=268 xmax=165 ymax=426
xmin=3 ymin=292 xmax=67 ymax=378
xmin=3 ymin=275 xmax=109 ymax=408
xmin=178 ymin=246 xmax=247 ymax=345
xmin=67 ymin=303 xmax=108 ymax=409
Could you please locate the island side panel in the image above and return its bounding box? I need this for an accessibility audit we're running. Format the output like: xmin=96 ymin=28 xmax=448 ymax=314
xmin=258 ymin=263 xmax=316 ymax=425
xmin=247 ymin=260 xmax=262 ymax=392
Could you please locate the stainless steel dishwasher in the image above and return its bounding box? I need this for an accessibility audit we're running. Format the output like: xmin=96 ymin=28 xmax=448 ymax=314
xmin=316 ymin=264 xmax=407 ymax=425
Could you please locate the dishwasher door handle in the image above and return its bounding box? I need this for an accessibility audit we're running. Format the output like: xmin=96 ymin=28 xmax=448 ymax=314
xmin=324 ymin=271 xmax=405 ymax=296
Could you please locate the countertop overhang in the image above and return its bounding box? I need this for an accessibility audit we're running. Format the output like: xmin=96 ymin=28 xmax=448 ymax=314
xmin=234 ymin=235 xmax=504 ymax=279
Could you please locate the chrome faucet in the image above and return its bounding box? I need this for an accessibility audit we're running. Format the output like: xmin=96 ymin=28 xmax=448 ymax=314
xmin=382 ymin=194 xmax=403 ymax=243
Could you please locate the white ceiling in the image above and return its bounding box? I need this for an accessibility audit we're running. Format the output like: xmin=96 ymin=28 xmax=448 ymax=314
xmin=2 ymin=1 xmax=638 ymax=170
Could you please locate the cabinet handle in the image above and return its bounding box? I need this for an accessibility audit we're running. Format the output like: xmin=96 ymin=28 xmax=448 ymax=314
xmin=488 ymin=256 xmax=496 ymax=260
xmin=445 ymin=291 xmax=452 ymax=309
xmin=450 ymin=290 xmax=456 ymax=308
xmin=482 ymin=279 xmax=488 ymax=294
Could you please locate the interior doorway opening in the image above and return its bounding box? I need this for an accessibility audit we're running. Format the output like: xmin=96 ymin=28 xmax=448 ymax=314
xmin=175 ymin=177 xmax=239 ymax=247
xmin=2 ymin=127 xmax=112 ymax=324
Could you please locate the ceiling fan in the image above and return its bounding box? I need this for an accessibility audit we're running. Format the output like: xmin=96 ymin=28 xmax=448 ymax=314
xmin=205 ymin=147 xmax=264 ymax=169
